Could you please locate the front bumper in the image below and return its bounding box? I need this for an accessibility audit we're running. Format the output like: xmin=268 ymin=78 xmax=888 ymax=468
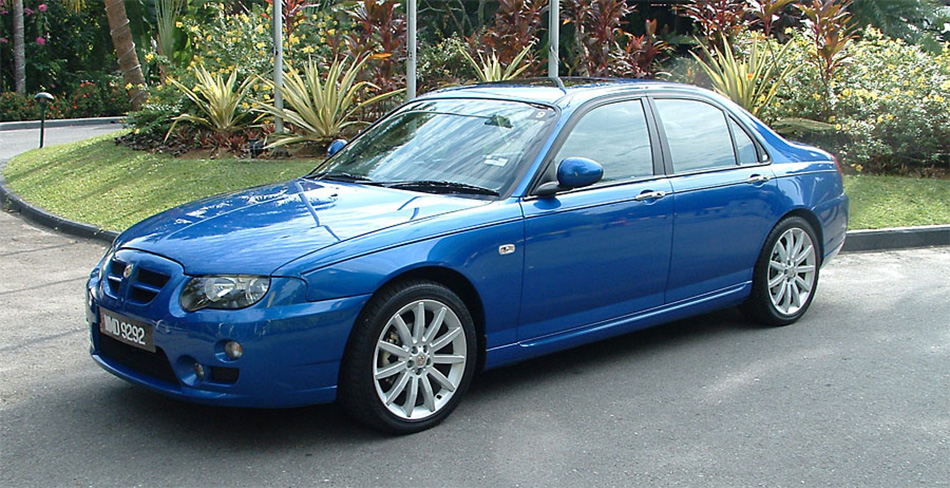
xmin=87 ymin=249 xmax=370 ymax=408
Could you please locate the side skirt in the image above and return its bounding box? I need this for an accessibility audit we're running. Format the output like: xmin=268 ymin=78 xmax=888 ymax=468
xmin=484 ymin=282 xmax=752 ymax=370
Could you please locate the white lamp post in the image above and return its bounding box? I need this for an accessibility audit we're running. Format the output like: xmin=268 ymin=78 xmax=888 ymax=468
xmin=273 ymin=0 xmax=284 ymax=133
xmin=549 ymin=0 xmax=559 ymax=78
xmin=407 ymin=0 xmax=417 ymax=100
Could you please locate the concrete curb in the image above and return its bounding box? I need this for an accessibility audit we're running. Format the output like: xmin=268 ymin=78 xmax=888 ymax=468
xmin=0 ymin=158 xmax=119 ymax=244
xmin=0 ymin=117 xmax=125 ymax=131
xmin=841 ymin=224 xmax=950 ymax=253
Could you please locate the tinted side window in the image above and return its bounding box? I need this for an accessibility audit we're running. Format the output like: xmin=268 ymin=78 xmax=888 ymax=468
xmin=555 ymin=100 xmax=654 ymax=182
xmin=730 ymin=118 xmax=759 ymax=165
xmin=655 ymin=99 xmax=736 ymax=173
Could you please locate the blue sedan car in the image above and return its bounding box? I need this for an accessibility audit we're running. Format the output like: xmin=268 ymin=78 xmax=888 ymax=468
xmin=87 ymin=79 xmax=848 ymax=433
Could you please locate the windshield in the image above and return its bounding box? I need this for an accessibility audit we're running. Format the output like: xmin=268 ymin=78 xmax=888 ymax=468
xmin=310 ymin=99 xmax=557 ymax=196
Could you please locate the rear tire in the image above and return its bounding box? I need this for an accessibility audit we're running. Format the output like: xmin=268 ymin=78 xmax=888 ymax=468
xmin=338 ymin=280 xmax=477 ymax=434
xmin=741 ymin=216 xmax=820 ymax=326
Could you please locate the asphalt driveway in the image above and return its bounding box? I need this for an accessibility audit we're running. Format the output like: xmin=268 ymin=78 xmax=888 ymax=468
xmin=0 ymin=120 xmax=124 ymax=162
xmin=1 ymin=208 xmax=948 ymax=487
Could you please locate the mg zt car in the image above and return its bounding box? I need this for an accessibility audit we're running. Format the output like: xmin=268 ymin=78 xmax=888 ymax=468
xmin=87 ymin=79 xmax=849 ymax=433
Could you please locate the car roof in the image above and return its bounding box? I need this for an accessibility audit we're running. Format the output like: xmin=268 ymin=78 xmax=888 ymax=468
xmin=420 ymin=78 xmax=711 ymax=108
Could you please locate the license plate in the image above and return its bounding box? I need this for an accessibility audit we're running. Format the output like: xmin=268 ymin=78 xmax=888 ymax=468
xmin=99 ymin=309 xmax=155 ymax=353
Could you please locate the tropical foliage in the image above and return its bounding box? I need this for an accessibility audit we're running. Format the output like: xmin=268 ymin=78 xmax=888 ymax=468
xmin=675 ymin=0 xmax=749 ymax=44
xmin=4 ymin=0 xmax=946 ymax=178
xmin=166 ymin=65 xmax=257 ymax=138
xmin=758 ymin=26 xmax=950 ymax=175
xmin=850 ymin=0 xmax=949 ymax=45
xmin=254 ymin=57 xmax=402 ymax=147
xmin=690 ymin=36 xmax=800 ymax=116
xmin=798 ymin=0 xmax=858 ymax=90
xmin=459 ymin=44 xmax=532 ymax=82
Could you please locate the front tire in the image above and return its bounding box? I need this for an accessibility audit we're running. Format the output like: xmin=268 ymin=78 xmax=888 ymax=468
xmin=339 ymin=280 xmax=477 ymax=434
xmin=742 ymin=216 xmax=820 ymax=326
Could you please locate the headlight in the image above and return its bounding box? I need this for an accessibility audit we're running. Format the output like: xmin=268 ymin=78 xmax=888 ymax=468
xmin=180 ymin=275 xmax=271 ymax=312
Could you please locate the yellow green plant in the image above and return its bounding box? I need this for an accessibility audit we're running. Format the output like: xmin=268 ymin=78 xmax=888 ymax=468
xmin=165 ymin=66 xmax=257 ymax=139
xmin=255 ymin=57 xmax=403 ymax=147
xmin=459 ymin=44 xmax=533 ymax=82
xmin=690 ymin=37 xmax=799 ymax=116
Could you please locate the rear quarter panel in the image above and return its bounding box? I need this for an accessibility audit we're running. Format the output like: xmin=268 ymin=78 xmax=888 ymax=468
xmin=771 ymin=159 xmax=849 ymax=261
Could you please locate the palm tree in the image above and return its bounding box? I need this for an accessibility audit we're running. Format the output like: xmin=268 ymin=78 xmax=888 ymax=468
xmin=58 ymin=0 xmax=145 ymax=110
xmin=12 ymin=0 xmax=24 ymax=95
xmin=103 ymin=0 xmax=146 ymax=110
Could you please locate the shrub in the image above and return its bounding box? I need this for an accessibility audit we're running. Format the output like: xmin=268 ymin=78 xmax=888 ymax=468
xmin=254 ymin=57 xmax=402 ymax=148
xmin=475 ymin=0 xmax=546 ymax=77
xmin=0 ymin=91 xmax=68 ymax=121
xmin=160 ymin=3 xmax=348 ymax=89
xmin=690 ymin=36 xmax=800 ymax=117
xmin=675 ymin=0 xmax=748 ymax=45
xmin=0 ymin=92 xmax=41 ymax=121
xmin=417 ymin=35 xmax=476 ymax=90
xmin=760 ymin=27 xmax=950 ymax=175
xmin=344 ymin=0 xmax=407 ymax=94
xmin=830 ymin=28 xmax=950 ymax=174
xmin=65 ymin=81 xmax=106 ymax=118
xmin=459 ymin=44 xmax=533 ymax=82
xmin=564 ymin=0 xmax=636 ymax=76
xmin=166 ymin=66 xmax=258 ymax=138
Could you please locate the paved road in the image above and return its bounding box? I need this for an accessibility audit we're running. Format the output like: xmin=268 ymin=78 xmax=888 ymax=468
xmin=0 ymin=121 xmax=124 ymax=162
xmin=1 ymin=210 xmax=947 ymax=487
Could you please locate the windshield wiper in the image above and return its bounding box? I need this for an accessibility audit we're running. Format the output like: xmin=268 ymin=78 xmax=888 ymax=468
xmin=308 ymin=171 xmax=376 ymax=183
xmin=383 ymin=180 xmax=499 ymax=196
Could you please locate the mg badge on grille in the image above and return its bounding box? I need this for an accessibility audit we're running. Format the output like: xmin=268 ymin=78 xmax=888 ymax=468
xmin=123 ymin=263 xmax=134 ymax=279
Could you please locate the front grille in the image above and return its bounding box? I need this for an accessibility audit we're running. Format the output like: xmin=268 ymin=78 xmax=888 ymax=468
xmin=98 ymin=335 xmax=179 ymax=385
xmin=104 ymin=258 xmax=171 ymax=304
xmin=105 ymin=260 xmax=124 ymax=294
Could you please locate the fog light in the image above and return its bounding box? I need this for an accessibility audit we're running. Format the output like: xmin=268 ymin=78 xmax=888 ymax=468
xmin=224 ymin=341 xmax=243 ymax=360
xmin=194 ymin=363 xmax=206 ymax=380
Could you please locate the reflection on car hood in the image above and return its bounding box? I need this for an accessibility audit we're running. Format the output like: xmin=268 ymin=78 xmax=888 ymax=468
xmin=116 ymin=178 xmax=488 ymax=275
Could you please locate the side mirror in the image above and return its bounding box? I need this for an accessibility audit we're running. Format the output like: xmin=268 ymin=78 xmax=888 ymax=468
xmin=535 ymin=157 xmax=604 ymax=197
xmin=327 ymin=139 xmax=347 ymax=157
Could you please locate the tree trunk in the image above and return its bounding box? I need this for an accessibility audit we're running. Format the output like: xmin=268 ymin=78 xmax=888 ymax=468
xmin=13 ymin=0 xmax=25 ymax=95
xmin=104 ymin=0 xmax=146 ymax=111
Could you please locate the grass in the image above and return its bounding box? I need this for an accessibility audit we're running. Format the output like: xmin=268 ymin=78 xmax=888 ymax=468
xmin=2 ymin=133 xmax=318 ymax=232
xmin=844 ymin=174 xmax=950 ymax=230
xmin=3 ymin=134 xmax=948 ymax=232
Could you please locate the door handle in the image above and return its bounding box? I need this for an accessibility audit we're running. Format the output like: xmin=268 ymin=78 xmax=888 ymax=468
xmin=746 ymin=174 xmax=771 ymax=184
xmin=634 ymin=190 xmax=667 ymax=202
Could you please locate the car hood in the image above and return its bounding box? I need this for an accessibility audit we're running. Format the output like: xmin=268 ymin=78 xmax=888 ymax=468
xmin=117 ymin=178 xmax=489 ymax=275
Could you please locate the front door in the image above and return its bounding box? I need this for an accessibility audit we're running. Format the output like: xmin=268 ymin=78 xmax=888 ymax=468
xmin=518 ymin=99 xmax=673 ymax=340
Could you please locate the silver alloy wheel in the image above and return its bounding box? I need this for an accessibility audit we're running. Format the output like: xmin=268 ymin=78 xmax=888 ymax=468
xmin=767 ymin=227 xmax=817 ymax=316
xmin=373 ymin=299 xmax=468 ymax=420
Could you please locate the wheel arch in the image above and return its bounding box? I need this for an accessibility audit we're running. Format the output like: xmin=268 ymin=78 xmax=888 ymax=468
xmin=778 ymin=208 xmax=825 ymax=262
xmin=344 ymin=265 xmax=488 ymax=375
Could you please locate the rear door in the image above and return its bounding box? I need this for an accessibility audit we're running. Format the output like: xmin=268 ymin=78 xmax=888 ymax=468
xmin=650 ymin=97 xmax=785 ymax=303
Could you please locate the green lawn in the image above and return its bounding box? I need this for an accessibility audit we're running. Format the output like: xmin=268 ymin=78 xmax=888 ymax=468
xmin=844 ymin=174 xmax=950 ymax=230
xmin=3 ymin=134 xmax=948 ymax=232
xmin=2 ymin=133 xmax=317 ymax=232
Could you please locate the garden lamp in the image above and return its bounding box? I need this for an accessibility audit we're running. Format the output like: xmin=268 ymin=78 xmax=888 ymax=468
xmin=34 ymin=91 xmax=54 ymax=148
